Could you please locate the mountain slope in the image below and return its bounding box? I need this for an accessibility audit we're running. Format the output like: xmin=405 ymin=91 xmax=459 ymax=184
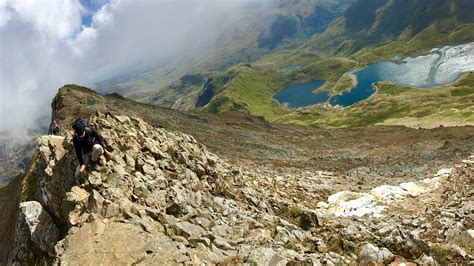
xmin=5 ymin=86 xmax=474 ymax=264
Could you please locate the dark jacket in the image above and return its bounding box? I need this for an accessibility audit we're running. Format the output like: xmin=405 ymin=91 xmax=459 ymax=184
xmin=73 ymin=127 xmax=104 ymax=165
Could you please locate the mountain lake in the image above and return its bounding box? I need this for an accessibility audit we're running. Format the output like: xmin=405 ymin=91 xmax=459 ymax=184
xmin=273 ymin=42 xmax=474 ymax=108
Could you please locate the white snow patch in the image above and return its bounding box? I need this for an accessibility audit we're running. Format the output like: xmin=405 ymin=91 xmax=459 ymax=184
xmin=317 ymin=163 xmax=455 ymax=217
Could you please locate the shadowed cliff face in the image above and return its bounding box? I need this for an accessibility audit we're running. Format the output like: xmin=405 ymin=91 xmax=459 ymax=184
xmin=0 ymin=137 xmax=37 ymax=265
xmin=0 ymin=176 xmax=21 ymax=265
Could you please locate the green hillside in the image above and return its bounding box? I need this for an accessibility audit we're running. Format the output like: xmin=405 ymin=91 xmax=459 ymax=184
xmin=198 ymin=0 xmax=474 ymax=128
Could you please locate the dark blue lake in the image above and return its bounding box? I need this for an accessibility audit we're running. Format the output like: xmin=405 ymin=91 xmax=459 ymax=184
xmin=273 ymin=73 xmax=376 ymax=108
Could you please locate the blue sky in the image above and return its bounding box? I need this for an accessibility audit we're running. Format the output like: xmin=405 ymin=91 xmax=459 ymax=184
xmin=80 ymin=0 xmax=109 ymax=27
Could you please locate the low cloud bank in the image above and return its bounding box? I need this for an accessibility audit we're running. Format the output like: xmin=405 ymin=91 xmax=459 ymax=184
xmin=0 ymin=0 xmax=269 ymax=133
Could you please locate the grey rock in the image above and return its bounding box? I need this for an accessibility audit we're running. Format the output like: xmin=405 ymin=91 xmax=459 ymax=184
xmin=133 ymin=180 xmax=149 ymax=198
xmin=194 ymin=217 xmax=212 ymax=228
xmin=88 ymin=171 xmax=102 ymax=187
xmin=143 ymin=206 xmax=160 ymax=221
xmin=87 ymin=190 xmax=104 ymax=213
xmin=300 ymin=210 xmax=321 ymax=229
xmin=157 ymin=213 xmax=179 ymax=226
xmin=358 ymin=243 xmax=379 ymax=263
xmin=103 ymin=202 xmax=119 ymax=218
xmin=246 ymin=247 xmax=288 ymax=266
xmin=124 ymin=154 xmax=136 ymax=168
xmin=142 ymin=163 xmax=155 ymax=176
xmin=174 ymin=222 xmax=204 ymax=239
xmin=112 ymin=164 xmax=126 ymax=177
xmin=379 ymin=247 xmax=394 ymax=264
xmin=211 ymin=224 xmax=234 ymax=238
xmin=213 ymin=236 xmax=234 ymax=250
xmin=19 ymin=201 xmax=60 ymax=256
xmin=189 ymin=237 xmax=212 ymax=247
xmin=62 ymin=186 xmax=90 ymax=225
xmin=166 ymin=201 xmax=185 ymax=217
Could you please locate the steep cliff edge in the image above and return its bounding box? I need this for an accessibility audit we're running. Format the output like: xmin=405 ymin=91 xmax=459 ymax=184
xmin=8 ymin=112 xmax=473 ymax=264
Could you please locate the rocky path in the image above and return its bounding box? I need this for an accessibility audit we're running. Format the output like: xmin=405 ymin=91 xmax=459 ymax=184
xmin=7 ymin=113 xmax=473 ymax=265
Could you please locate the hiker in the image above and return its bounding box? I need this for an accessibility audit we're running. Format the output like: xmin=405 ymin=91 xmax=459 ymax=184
xmin=72 ymin=118 xmax=105 ymax=178
xmin=48 ymin=120 xmax=60 ymax=135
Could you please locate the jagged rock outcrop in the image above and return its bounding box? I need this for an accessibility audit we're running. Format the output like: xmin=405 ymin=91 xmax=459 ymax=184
xmin=8 ymin=112 xmax=474 ymax=265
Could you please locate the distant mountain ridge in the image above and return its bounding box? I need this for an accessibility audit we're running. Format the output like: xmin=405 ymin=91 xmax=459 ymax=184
xmin=309 ymin=0 xmax=474 ymax=55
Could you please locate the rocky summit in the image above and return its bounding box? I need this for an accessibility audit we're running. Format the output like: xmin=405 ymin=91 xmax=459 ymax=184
xmin=6 ymin=111 xmax=473 ymax=265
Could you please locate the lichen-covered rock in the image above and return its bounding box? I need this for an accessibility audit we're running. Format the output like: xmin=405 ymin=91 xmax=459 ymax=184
xmin=20 ymin=201 xmax=60 ymax=255
xmin=8 ymin=201 xmax=59 ymax=265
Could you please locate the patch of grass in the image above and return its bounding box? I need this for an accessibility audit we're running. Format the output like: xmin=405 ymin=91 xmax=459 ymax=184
xmin=451 ymin=88 xmax=474 ymax=97
xmin=332 ymin=72 xmax=356 ymax=93
xmin=21 ymin=151 xmax=40 ymax=201
xmin=274 ymin=205 xmax=307 ymax=228
xmin=290 ymin=206 xmax=303 ymax=218
xmin=430 ymin=243 xmax=465 ymax=264
xmin=283 ymin=242 xmax=297 ymax=250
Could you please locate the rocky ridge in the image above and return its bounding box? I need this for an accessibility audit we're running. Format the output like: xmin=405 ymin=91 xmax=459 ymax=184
xmin=8 ymin=112 xmax=473 ymax=265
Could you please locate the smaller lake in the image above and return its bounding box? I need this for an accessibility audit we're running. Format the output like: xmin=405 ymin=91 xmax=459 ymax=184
xmin=273 ymin=42 xmax=474 ymax=108
xmin=273 ymin=80 xmax=328 ymax=108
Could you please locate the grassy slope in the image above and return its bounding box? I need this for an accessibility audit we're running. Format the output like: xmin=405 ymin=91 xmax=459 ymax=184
xmin=201 ymin=0 xmax=474 ymax=128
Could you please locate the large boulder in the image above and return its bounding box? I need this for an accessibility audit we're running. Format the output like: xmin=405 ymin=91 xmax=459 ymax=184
xmin=23 ymin=135 xmax=77 ymax=223
xmin=246 ymin=247 xmax=289 ymax=265
xmin=8 ymin=201 xmax=60 ymax=265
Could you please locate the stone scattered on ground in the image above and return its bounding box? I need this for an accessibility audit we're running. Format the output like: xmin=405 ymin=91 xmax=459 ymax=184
xmin=8 ymin=113 xmax=474 ymax=265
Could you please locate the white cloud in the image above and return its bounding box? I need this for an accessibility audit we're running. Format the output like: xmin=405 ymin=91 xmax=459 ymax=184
xmin=6 ymin=0 xmax=83 ymax=38
xmin=0 ymin=0 xmax=261 ymax=133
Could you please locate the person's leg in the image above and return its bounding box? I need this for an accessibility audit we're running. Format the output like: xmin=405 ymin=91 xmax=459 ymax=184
xmin=83 ymin=153 xmax=91 ymax=166
xmin=75 ymin=164 xmax=81 ymax=179
xmin=91 ymin=144 xmax=104 ymax=162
